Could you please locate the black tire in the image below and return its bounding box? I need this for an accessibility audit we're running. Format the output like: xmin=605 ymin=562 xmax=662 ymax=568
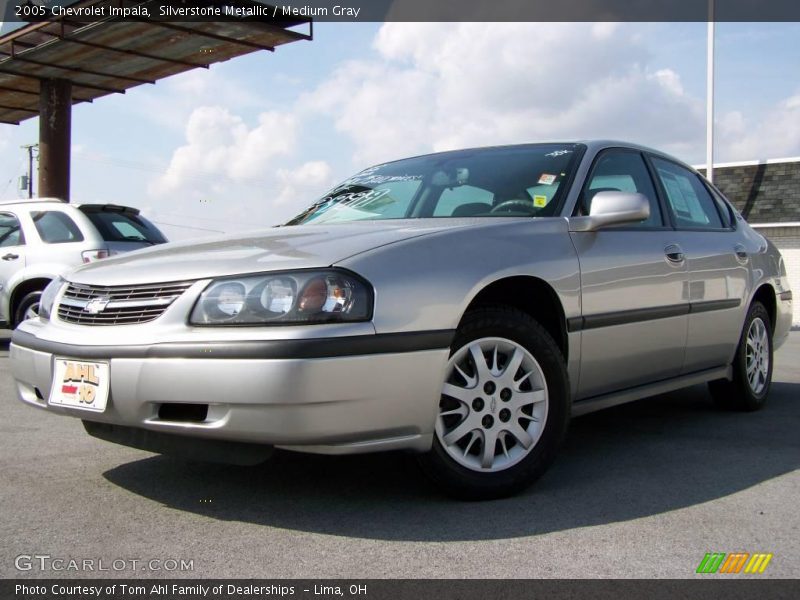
xmin=708 ymin=301 xmax=773 ymax=412
xmin=13 ymin=290 xmax=43 ymax=328
xmin=417 ymin=305 xmax=570 ymax=500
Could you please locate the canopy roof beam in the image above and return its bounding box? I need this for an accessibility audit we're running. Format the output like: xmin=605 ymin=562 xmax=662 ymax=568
xmin=146 ymin=21 xmax=276 ymax=52
xmin=45 ymin=25 xmax=210 ymax=70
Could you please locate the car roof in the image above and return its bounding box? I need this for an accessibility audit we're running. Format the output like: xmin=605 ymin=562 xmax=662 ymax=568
xmin=364 ymin=140 xmax=696 ymax=173
xmin=0 ymin=198 xmax=139 ymax=212
xmin=0 ymin=198 xmax=70 ymax=207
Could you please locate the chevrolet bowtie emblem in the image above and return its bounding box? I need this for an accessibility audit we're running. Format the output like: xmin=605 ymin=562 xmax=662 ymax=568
xmin=83 ymin=297 xmax=111 ymax=314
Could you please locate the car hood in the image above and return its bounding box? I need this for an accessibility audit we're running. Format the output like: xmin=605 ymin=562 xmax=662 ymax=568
xmin=67 ymin=221 xmax=474 ymax=286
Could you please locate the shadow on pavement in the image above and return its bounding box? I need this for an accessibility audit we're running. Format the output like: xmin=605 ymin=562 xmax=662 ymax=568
xmin=103 ymin=382 xmax=800 ymax=542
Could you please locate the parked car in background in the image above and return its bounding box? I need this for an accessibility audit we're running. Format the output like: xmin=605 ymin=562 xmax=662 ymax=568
xmin=0 ymin=199 xmax=167 ymax=327
xmin=9 ymin=141 xmax=793 ymax=499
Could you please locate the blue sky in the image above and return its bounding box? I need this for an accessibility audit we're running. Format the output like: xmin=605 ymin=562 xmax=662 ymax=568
xmin=0 ymin=22 xmax=798 ymax=240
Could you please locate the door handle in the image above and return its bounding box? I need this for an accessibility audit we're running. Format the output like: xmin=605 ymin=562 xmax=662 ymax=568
xmin=2 ymin=253 xmax=18 ymax=261
xmin=664 ymin=244 xmax=684 ymax=263
xmin=734 ymin=244 xmax=749 ymax=262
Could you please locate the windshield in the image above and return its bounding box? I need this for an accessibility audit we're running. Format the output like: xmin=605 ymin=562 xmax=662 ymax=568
xmin=286 ymin=144 xmax=583 ymax=225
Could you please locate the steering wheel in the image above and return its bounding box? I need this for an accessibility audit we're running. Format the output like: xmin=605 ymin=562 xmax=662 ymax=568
xmin=489 ymin=199 xmax=537 ymax=215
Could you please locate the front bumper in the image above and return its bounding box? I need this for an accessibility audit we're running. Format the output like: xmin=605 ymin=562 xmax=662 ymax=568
xmin=10 ymin=329 xmax=451 ymax=455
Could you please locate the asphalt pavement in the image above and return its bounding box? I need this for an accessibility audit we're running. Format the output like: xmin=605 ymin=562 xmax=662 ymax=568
xmin=1 ymin=331 xmax=798 ymax=579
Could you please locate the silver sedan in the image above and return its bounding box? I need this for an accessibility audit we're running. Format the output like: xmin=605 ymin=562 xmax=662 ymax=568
xmin=10 ymin=140 xmax=793 ymax=499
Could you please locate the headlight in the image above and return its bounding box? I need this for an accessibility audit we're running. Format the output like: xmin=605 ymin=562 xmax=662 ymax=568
xmin=39 ymin=276 xmax=65 ymax=321
xmin=189 ymin=270 xmax=372 ymax=326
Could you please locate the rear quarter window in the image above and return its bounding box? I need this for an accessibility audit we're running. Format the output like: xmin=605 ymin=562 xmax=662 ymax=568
xmin=81 ymin=209 xmax=167 ymax=243
xmin=30 ymin=211 xmax=84 ymax=243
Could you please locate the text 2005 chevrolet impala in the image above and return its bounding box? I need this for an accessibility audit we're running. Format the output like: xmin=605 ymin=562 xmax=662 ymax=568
xmin=10 ymin=141 xmax=793 ymax=499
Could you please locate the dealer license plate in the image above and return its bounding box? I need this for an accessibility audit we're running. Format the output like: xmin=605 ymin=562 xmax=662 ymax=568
xmin=48 ymin=358 xmax=110 ymax=412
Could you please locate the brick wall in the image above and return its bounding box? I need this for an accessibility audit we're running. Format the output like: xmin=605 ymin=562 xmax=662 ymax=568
xmin=698 ymin=160 xmax=800 ymax=223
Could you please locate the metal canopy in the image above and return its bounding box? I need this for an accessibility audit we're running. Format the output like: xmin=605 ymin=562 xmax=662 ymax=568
xmin=0 ymin=0 xmax=312 ymax=125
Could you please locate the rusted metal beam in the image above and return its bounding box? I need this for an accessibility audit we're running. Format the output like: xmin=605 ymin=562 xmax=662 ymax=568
xmin=145 ymin=21 xmax=275 ymax=52
xmin=4 ymin=47 xmax=155 ymax=85
xmin=44 ymin=27 xmax=210 ymax=70
xmin=0 ymin=103 xmax=38 ymax=113
xmin=4 ymin=39 xmax=38 ymax=50
xmin=0 ymin=67 xmax=126 ymax=95
xmin=260 ymin=21 xmax=313 ymax=42
xmin=0 ymin=84 xmax=39 ymax=96
xmin=38 ymin=79 xmax=72 ymax=202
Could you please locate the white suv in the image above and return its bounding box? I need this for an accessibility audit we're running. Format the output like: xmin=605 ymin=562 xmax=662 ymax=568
xmin=0 ymin=198 xmax=167 ymax=327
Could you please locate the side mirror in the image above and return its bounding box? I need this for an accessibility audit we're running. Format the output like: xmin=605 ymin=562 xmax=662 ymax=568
xmin=568 ymin=191 xmax=650 ymax=232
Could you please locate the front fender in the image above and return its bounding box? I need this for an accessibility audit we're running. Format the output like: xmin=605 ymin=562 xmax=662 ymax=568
xmin=339 ymin=218 xmax=581 ymax=334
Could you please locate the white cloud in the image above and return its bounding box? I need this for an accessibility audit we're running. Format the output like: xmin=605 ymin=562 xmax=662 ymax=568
xmin=146 ymin=22 xmax=800 ymax=239
xmin=717 ymin=91 xmax=800 ymax=161
xmin=147 ymin=106 xmax=333 ymax=236
xmin=130 ymin=67 xmax=264 ymax=133
xmin=275 ymin=161 xmax=334 ymax=205
xmin=304 ymin=23 xmax=705 ymax=165
xmin=151 ymin=106 xmax=297 ymax=195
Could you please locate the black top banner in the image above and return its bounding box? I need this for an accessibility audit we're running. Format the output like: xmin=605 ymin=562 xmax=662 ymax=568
xmin=2 ymin=0 xmax=800 ymax=24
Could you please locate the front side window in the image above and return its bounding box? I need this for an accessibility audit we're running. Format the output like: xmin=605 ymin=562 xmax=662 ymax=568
xmin=577 ymin=150 xmax=663 ymax=228
xmin=286 ymin=144 xmax=583 ymax=225
xmin=31 ymin=211 xmax=84 ymax=243
xmin=0 ymin=212 xmax=24 ymax=247
xmin=651 ymin=158 xmax=725 ymax=229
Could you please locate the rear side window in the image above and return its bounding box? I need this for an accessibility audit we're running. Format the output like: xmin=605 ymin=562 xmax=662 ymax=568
xmin=0 ymin=212 xmax=24 ymax=247
xmin=707 ymin=186 xmax=734 ymax=229
xmin=31 ymin=211 xmax=84 ymax=243
xmin=651 ymin=158 xmax=725 ymax=229
xmin=80 ymin=209 xmax=167 ymax=244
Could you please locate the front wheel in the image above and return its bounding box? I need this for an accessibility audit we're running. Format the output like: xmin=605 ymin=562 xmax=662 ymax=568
xmin=708 ymin=301 xmax=773 ymax=411
xmin=417 ymin=306 xmax=570 ymax=500
xmin=13 ymin=290 xmax=43 ymax=327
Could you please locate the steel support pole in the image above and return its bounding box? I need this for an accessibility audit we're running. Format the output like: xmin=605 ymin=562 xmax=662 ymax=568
xmin=26 ymin=144 xmax=33 ymax=198
xmin=706 ymin=2 xmax=715 ymax=183
xmin=38 ymin=78 xmax=72 ymax=201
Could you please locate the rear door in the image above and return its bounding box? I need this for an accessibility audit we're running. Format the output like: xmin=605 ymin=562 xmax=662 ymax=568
xmin=25 ymin=208 xmax=88 ymax=268
xmin=647 ymin=156 xmax=749 ymax=372
xmin=570 ymin=149 xmax=689 ymax=399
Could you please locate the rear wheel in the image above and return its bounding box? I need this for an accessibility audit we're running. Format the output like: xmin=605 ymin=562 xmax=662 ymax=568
xmin=418 ymin=306 xmax=570 ymax=500
xmin=13 ymin=290 xmax=43 ymax=327
xmin=708 ymin=301 xmax=773 ymax=411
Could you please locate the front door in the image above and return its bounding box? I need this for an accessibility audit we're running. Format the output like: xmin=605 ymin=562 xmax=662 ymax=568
xmin=570 ymin=149 xmax=689 ymax=399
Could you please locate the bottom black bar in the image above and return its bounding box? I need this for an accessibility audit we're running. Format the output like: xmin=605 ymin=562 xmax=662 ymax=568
xmin=3 ymin=579 xmax=799 ymax=600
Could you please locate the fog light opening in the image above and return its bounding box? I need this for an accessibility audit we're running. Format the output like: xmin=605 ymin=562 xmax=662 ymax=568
xmin=157 ymin=403 xmax=209 ymax=423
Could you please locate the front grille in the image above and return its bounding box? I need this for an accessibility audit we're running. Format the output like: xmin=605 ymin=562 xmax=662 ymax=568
xmin=57 ymin=281 xmax=194 ymax=325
